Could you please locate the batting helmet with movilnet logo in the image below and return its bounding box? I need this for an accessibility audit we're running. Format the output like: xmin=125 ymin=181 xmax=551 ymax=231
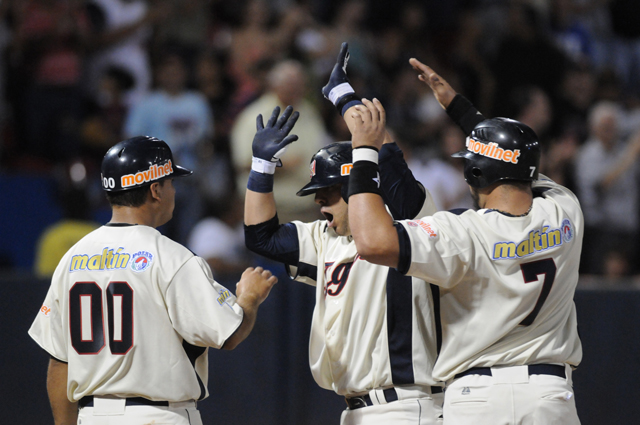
xmin=296 ymin=141 xmax=352 ymax=202
xmin=101 ymin=136 xmax=193 ymax=192
xmin=452 ymin=117 xmax=540 ymax=189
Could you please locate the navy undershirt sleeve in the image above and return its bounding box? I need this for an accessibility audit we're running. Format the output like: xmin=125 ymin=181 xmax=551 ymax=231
xmin=244 ymin=215 xmax=299 ymax=266
xmin=379 ymin=143 xmax=426 ymax=220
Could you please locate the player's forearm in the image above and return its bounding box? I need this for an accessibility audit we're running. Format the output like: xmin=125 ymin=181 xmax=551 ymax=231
xmin=244 ymin=188 xmax=277 ymax=225
xmin=222 ymin=301 xmax=258 ymax=350
xmin=349 ymin=193 xmax=400 ymax=268
xmin=47 ymin=357 xmax=78 ymax=425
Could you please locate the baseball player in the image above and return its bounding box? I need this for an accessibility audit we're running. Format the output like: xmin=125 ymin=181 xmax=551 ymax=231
xmin=345 ymin=59 xmax=583 ymax=425
xmin=243 ymin=43 xmax=443 ymax=425
xmin=28 ymin=136 xmax=277 ymax=425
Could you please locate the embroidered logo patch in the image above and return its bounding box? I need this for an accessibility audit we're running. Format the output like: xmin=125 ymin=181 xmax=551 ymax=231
xmin=131 ymin=251 xmax=153 ymax=272
xmin=562 ymin=219 xmax=573 ymax=243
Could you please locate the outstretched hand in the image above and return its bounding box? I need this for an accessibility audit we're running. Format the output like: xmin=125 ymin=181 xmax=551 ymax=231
xmin=322 ymin=42 xmax=351 ymax=101
xmin=252 ymin=105 xmax=299 ymax=171
xmin=350 ymin=98 xmax=386 ymax=150
xmin=409 ymin=58 xmax=457 ymax=110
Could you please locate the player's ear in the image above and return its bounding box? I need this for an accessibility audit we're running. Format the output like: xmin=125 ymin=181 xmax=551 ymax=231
xmin=148 ymin=182 xmax=162 ymax=202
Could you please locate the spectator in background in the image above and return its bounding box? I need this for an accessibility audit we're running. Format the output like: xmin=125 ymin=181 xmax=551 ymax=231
xmin=407 ymin=123 xmax=473 ymax=213
xmin=34 ymin=160 xmax=99 ymax=278
xmin=85 ymin=0 xmax=171 ymax=107
xmin=508 ymin=85 xmax=553 ymax=142
xmin=574 ymin=101 xmax=640 ymax=274
xmin=125 ymin=51 xmax=214 ymax=243
xmin=187 ymin=196 xmax=253 ymax=285
xmin=11 ymin=0 xmax=91 ymax=166
xmin=491 ymin=2 xmax=569 ymax=117
xmin=231 ymin=59 xmax=330 ymax=223
xmin=80 ymin=66 xmax=134 ymax=164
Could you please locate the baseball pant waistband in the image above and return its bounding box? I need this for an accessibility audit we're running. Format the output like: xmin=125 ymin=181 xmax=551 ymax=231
xmin=454 ymin=364 xmax=566 ymax=381
xmin=345 ymin=386 xmax=443 ymax=410
xmin=79 ymin=396 xmax=196 ymax=409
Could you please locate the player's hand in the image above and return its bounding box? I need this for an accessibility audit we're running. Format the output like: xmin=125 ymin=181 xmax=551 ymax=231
xmin=322 ymin=42 xmax=362 ymax=116
xmin=236 ymin=266 xmax=278 ymax=306
xmin=409 ymin=58 xmax=456 ymax=110
xmin=251 ymin=105 xmax=299 ymax=174
xmin=350 ymin=98 xmax=386 ymax=150
xmin=322 ymin=42 xmax=351 ymax=100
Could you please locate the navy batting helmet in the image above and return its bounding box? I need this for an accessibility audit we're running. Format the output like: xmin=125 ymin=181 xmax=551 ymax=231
xmin=452 ymin=118 xmax=540 ymax=188
xmin=101 ymin=136 xmax=193 ymax=192
xmin=296 ymin=141 xmax=352 ymax=202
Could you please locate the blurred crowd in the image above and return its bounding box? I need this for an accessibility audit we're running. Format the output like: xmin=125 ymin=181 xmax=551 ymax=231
xmin=2 ymin=0 xmax=640 ymax=285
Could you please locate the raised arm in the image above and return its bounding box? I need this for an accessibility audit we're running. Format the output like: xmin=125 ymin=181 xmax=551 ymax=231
xmin=323 ymin=43 xmax=426 ymax=219
xmin=244 ymin=105 xmax=299 ymax=225
xmin=243 ymin=105 xmax=301 ymax=266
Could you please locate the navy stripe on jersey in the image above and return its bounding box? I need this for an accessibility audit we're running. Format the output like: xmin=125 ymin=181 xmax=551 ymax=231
xmin=395 ymin=223 xmax=412 ymax=275
xmin=386 ymin=268 xmax=415 ymax=385
xmin=245 ymin=215 xmax=299 ymax=266
xmin=182 ymin=341 xmax=207 ymax=400
xmin=430 ymin=284 xmax=442 ymax=355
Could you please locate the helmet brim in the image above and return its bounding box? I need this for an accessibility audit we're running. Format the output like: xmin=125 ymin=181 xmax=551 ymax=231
xmin=451 ymin=149 xmax=475 ymax=159
xmin=173 ymin=164 xmax=193 ymax=178
xmin=296 ymin=181 xmax=323 ymax=197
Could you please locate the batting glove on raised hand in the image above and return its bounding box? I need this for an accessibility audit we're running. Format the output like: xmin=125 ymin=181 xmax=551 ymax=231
xmin=252 ymin=105 xmax=300 ymax=174
xmin=322 ymin=42 xmax=362 ymax=116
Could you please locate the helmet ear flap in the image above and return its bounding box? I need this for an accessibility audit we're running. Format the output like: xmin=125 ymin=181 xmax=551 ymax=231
xmin=341 ymin=182 xmax=349 ymax=203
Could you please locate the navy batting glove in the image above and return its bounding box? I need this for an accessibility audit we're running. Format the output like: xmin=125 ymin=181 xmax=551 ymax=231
xmin=322 ymin=42 xmax=362 ymax=116
xmin=251 ymin=105 xmax=300 ymax=174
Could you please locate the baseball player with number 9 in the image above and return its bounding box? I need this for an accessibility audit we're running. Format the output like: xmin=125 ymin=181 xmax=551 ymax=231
xmin=346 ymin=59 xmax=583 ymax=425
xmin=244 ymin=43 xmax=445 ymax=425
xmin=28 ymin=136 xmax=277 ymax=425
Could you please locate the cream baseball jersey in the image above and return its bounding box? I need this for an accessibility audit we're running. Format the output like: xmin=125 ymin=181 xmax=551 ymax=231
xmin=28 ymin=224 xmax=243 ymax=402
xmin=395 ymin=175 xmax=583 ymax=382
xmin=288 ymin=212 xmax=440 ymax=396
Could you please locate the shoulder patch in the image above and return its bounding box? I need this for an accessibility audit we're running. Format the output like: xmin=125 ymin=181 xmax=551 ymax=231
xmin=131 ymin=251 xmax=154 ymax=272
xmin=561 ymin=219 xmax=574 ymax=243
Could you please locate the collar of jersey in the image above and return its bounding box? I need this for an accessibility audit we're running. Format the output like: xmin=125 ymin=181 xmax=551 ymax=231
xmin=105 ymin=223 xmax=138 ymax=227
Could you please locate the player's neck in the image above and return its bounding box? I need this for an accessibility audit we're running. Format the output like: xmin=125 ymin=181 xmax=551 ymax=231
xmin=480 ymin=184 xmax=533 ymax=216
xmin=109 ymin=205 xmax=161 ymax=228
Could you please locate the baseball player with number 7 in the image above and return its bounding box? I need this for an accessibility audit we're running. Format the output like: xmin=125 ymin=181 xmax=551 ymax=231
xmin=346 ymin=60 xmax=583 ymax=425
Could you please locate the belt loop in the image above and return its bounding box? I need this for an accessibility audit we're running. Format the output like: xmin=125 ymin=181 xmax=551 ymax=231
xmin=368 ymin=388 xmax=383 ymax=405
xmin=564 ymin=364 xmax=573 ymax=387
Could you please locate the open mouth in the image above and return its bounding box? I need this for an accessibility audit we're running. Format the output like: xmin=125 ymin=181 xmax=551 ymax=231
xmin=322 ymin=211 xmax=334 ymax=225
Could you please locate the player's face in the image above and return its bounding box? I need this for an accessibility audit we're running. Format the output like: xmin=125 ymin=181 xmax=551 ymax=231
xmin=314 ymin=184 xmax=351 ymax=236
xmin=157 ymin=179 xmax=176 ymax=225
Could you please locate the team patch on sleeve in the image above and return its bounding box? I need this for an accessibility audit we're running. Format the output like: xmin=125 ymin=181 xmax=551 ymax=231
xmin=217 ymin=289 xmax=231 ymax=305
xmin=409 ymin=220 xmax=438 ymax=239
xmin=39 ymin=304 xmax=51 ymax=317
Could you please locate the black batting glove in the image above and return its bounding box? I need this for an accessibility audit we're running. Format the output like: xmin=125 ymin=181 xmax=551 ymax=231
xmin=251 ymin=105 xmax=300 ymax=174
xmin=322 ymin=42 xmax=362 ymax=116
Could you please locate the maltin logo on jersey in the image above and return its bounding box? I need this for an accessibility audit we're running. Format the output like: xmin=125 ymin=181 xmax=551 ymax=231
xmin=131 ymin=251 xmax=154 ymax=272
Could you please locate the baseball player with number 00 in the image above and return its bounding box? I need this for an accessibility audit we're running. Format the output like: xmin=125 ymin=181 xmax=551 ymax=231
xmin=28 ymin=136 xmax=277 ymax=425
xmin=346 ymin=59 xmax=583 ymax=425
xmin=244 ymin=43 xmax=444 ymax=425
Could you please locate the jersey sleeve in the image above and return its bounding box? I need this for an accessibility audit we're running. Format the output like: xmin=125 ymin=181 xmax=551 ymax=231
xmin=28 ymin=262 xmax=69 ymax=361
xmin=379 ymin=142 xmax=428 ymax=219
xmin=286 ymin=220 xmax=326 ymax=286
xmin=165 ymin=256 xmax=244 ymax=349
xmin=396 ymin=213 xmax=474 ymax=288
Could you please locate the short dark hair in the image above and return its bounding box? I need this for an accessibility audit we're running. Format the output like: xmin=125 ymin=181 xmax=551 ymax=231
xmin=104 ymin=180 xmax=166 ymax=207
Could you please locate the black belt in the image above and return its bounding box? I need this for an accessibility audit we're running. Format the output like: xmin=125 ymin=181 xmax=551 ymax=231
xmin=345 ymin=386 xmax=443 ymax=410
xmin=79 ymin=396 xmax=169 ymax=408
xmin=454 ymin=364 xmax=566 ymax=380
